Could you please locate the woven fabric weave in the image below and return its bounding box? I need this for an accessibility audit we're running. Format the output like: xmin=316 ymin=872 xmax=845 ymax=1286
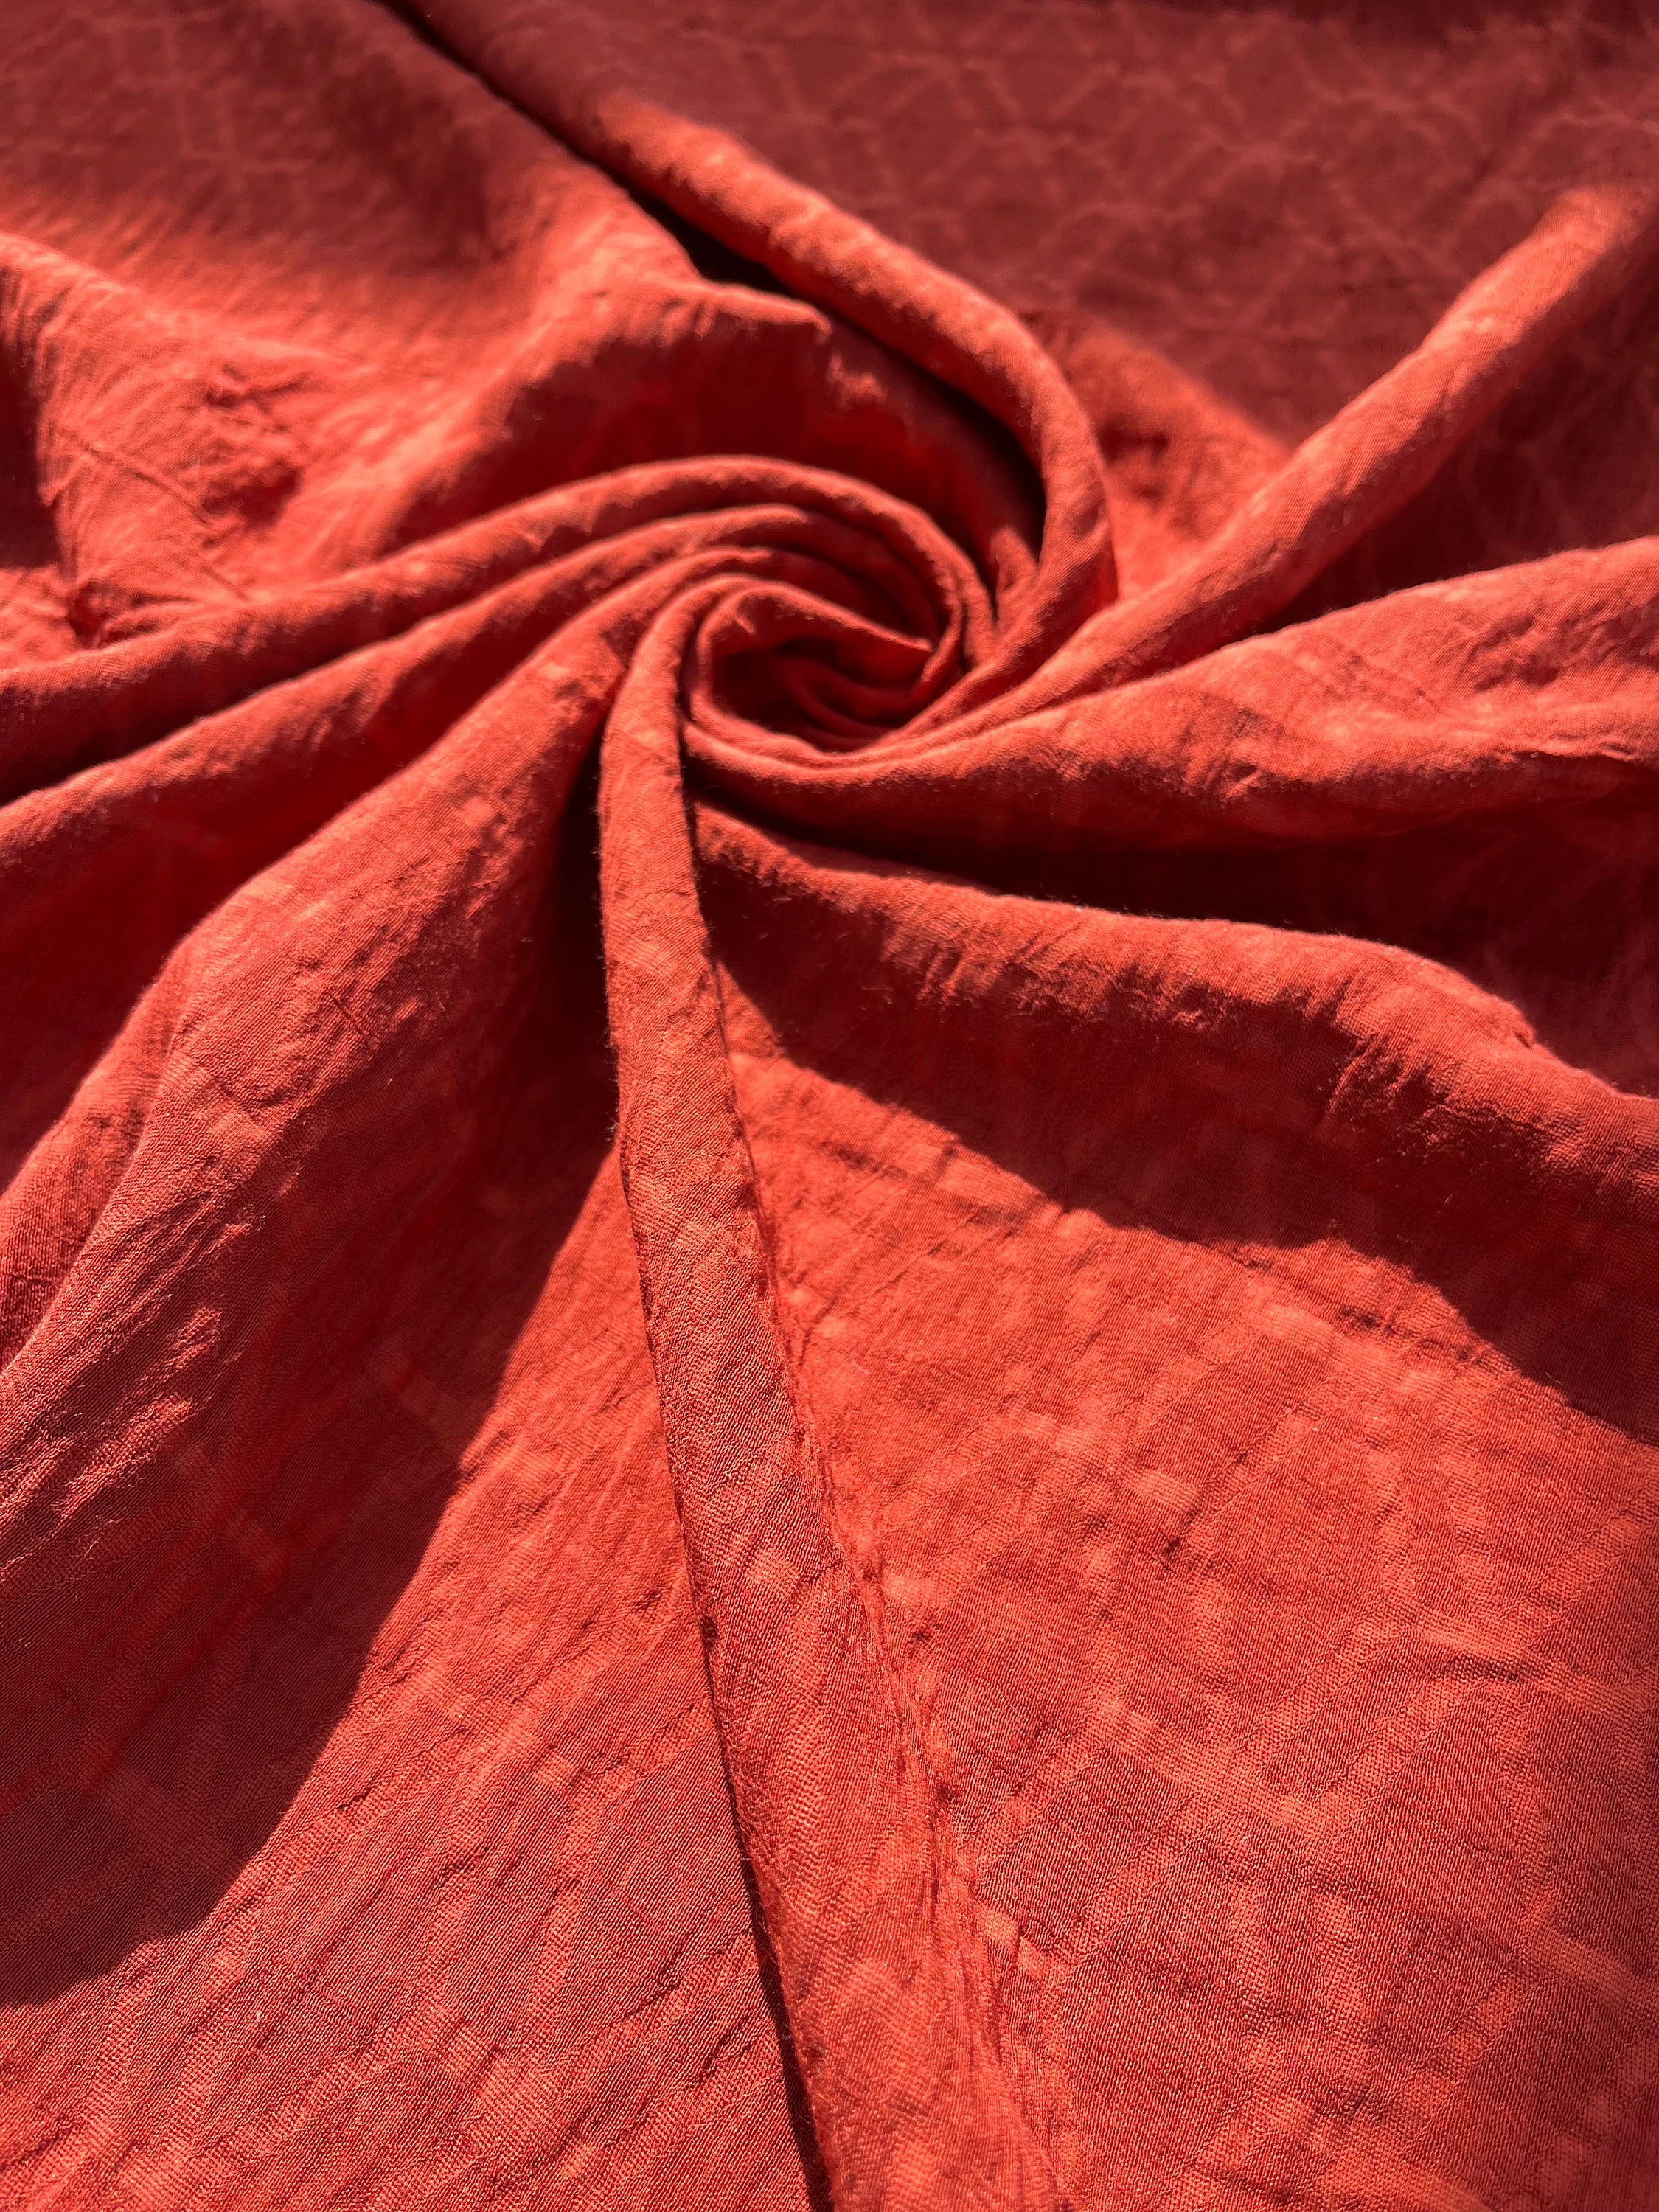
xmin=2 ymin=4 xmax=1658 ymax=2206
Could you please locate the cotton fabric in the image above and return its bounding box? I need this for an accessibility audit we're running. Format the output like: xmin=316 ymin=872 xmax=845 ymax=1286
xmin=1 ymin=5 xmax=1658 ymax=2208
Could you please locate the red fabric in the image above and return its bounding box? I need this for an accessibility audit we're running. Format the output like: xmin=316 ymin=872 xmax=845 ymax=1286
xmin=2 ymin=4 xmax=1659 ymax=2207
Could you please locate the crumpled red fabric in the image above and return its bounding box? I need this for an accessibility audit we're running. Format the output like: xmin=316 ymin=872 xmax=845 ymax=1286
xmin=2 ymin=3 xmax=1658 ymax=2208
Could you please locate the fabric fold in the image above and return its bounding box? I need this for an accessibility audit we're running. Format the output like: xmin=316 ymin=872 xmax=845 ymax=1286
xmin=1 ymin=4 xmax=1658 ymax=2208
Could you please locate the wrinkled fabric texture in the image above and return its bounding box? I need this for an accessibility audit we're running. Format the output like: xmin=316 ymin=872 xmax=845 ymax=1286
xmin=2 ymin=2 xmax=1659 ymax=2207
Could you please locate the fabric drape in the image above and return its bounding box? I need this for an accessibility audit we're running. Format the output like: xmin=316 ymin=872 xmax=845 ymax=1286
xmin=2 ymin=5 xmax=1658 ymax=2207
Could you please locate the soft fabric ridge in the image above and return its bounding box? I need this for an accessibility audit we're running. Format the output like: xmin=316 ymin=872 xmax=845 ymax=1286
xmin=1 ymin=4 xmax=1658 ymax=2208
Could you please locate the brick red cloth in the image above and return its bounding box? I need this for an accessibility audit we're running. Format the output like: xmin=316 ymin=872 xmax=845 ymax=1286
xmin=2 ymin=4 xmax=1659 ymax=2208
